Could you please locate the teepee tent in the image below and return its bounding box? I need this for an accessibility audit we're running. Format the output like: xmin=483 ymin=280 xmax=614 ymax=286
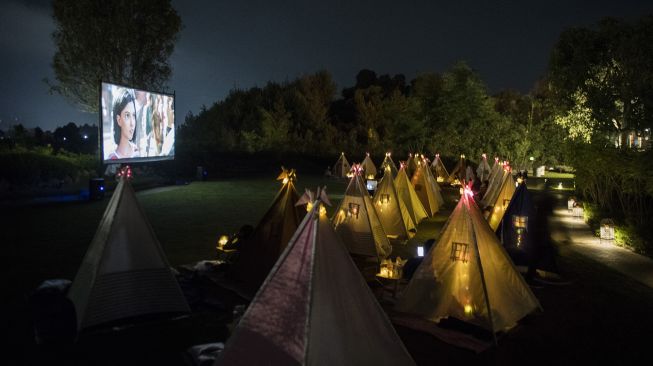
xmin=431 ymin=153 xmax=450 ymax=183
xmin=476 ymin=154 xmax=492 ymax=182
xmin=395 ymin=185 xmax=541 ymax=336
xmin=333 ymin=165 xmax=392 ymax=259
xmin=485 ymin=169 xmax=516 ymax=231
xmin=481 ymin=161 xmax=506 ymax=208
xmin=423 ymin=158 xmax=445 ymax=208
xmin=230 ymin=168 xmax=303 ymax=291
xmin=361 ymin=152 xmax=378 ymax=179
xmin=68 ymin=172 xmax=190 ymax=331
xmin=380 ymin=152 xmax=398 ymax=177
xmin=333 ymin=152 xmax=352 ymax=178
xmin=410 ymin=159 xmax=443 ymax=217
xmin=499 ymin=179 xmax=559 ymax=274
xmin=448 ymin=154 xmax=467 ymax=185
xmin=394 ymin=163 xmax=429 ymax=227
xmin=406 ymin=153 xmax=418 ymax=179
xmin=372 ymin=166 xmax=416 ymax=241
xmin=217 ymin=194 xmax=416 ymax=366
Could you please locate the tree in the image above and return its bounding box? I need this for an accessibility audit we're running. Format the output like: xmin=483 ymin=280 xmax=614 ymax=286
xmin=48 ymin=0 xmax=182 ymax=113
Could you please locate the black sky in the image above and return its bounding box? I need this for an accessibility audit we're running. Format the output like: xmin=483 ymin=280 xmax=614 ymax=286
xmin=1 ymin=0 xmax=653 ymax=132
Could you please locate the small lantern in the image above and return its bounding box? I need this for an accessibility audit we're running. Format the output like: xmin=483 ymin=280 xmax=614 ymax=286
xmin=557 ymin=182 xmax=563 ymax=190
xmin=217 ymin=235 xmax=229 ymax=250
xmin=380 ymin=194 xmax=390 ymax=205
xmin=349 ymin=202 xmax=360 ymax=219
xmin=367 ymin=174 xmax=375 ymax=180
xmin=567 ymin=197 xmax=576 ymax=211
xmin=417 ymin=246 xmax=424 ymax=257
xmin=600 ymin=219 xmax=615 ymax=244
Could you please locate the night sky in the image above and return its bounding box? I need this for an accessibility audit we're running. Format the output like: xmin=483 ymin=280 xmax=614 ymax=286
xmin=1 ymin=0 xmax=653 ymax=132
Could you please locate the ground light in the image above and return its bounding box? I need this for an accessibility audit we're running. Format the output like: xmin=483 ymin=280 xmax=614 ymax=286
xmin=600 ymin=219 xmax=615 ymax=245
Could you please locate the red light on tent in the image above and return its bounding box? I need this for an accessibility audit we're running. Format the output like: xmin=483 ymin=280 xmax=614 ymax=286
xmin=351 ymin=164 xmax=363 ymax=175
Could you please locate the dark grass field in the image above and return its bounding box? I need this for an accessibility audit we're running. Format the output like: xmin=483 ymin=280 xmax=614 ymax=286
xmin=3 ymin=174 xmax=653 ymax=365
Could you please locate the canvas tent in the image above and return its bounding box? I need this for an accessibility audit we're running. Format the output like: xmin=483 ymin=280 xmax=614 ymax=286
xmin=499 ymin=180 xmax=558 ymax=274
xmin=217 ymin=194 xmax=415 ymax=365
xmin=410 ymin=159 xmax=443 ymax=217
xmin=361 ymin=152 xmax=378 ymax=179
xmin=380 ymin=152 xmax=398 ymax=177
xmin=333 ymin=152 xmax=352 ymax=178
xmin=476 ymin=154 xmax=492 ymax=182
xmin=230 ymin=168 xmax=303 ymax=291
xmin=68 ymin=174 xmax=190 ymax=331
xmin=485 ymin=169 xmax=516 ymax=231
xmin=372 ymin=166 xmax=416 ymax=241
xmin=481 ymin=161 xmax=506 ymax=208
xmin=333 ymin=166 xmax=392 ymax=259
xmin=406 ymin=153 xmax=418 ymax=179
xmin=448 ymin=154 xmax=467 ymax=185
xmin=395 ymin=186 xmax=541 ymax=336
xmin=394 ymin=163 xmax=429 ymax=227
xmin=431 ymin=153 xmax=450 ymax=183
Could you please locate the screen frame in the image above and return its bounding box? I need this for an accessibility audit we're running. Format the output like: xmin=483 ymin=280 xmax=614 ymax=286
xmin=99 ymin=81 xmax=176 ymax=165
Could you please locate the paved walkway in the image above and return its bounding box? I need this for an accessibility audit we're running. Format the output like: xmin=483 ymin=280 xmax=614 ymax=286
xmin=548 ymin=203 xmax=653 ymax=289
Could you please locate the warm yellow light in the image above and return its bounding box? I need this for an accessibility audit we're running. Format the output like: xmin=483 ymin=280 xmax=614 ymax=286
xmin=464 ymin=304 xmax=473 ymax=316
xmin=282 ymin=177 xmax=289 ymax=184
xmin=380 ymin=194 xmax=390 ymax=204
xmin=217 ymin=235 xmax=229 ymax=249
xmin=367 ymin=174 xmax=375 ymax=180
xmin=437 ymin=176 xmax=444 ymax=183
xmin=319 ymin=204 xmax=327 ymax=216
xmin=306 ymin=202 xmax=314 ymax=212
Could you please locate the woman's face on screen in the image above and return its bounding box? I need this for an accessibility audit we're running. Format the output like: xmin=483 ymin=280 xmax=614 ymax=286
xmin=117 ymin=102 xmax=136 ymax=141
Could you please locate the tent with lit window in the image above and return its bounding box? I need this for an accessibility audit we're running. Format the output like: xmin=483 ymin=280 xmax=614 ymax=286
xmin=333 ymin=152 xmax=352 ymax=178
xmin=476 ymin=154 xmax=492 ymax=182
xmin=229 ymin=168 xmax=303 ymax=291
xmin=498 ymin=180 xmax=558 ymax=274
xmin=484 ymin=168 xmax=516 ymax=231
xmin=332 ymin=166 xmax=392 ymax=260
xmin=395 ymin=185 xmax=541 ymax=337
xmin=394 ymin=163 xmax=429 ymax=227
xmin=67 ymin=172 xmax=190 ymax=332
xmin=410 ymin=159 xmax=443 ymax=217
xmin=217 ymin=192 xmax=416 ymax=366
xmin=380 ymin=152 xmax=398 ymax=177
xmin=361 ymin=152 xmax=378 ymax=179
xmin=448 ymin=154 xmax=467 ymax=185
xmin=372 ymin=166 xmax=416 ymax=241
xmin=431 ymin=154 xmax=450 ymax=183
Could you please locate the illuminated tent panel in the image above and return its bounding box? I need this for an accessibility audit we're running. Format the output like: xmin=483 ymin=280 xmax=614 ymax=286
xmin=395 ymin=188 xmax=540 ymax=334
xmin=372 ymin=166 xmax=416 ymax=241
xmin=333 ymin=169 xmax=391 ymax=259
xmin=410 ymin=160 xmax=442 ymax=217
xmin=230 ymin=168 xmax=303 ymax=291
xmin=68 ymin=176 xmax=190 ymax=331
xmin=217 ymin=198 xmax=415 ymax=366
xmin=394 ymin=164 xmax=429 ymax=227
xmin=405 ymin=153 xmax=418 ymax=179
xmin=486 ymin=172 xmax=516 ymax=231
xmin=333 ymin=152 xmax=352 ymax=178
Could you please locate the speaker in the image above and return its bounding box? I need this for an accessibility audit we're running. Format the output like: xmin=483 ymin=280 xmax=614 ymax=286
xmin=89 ymin=178 xmax=105 ymax=200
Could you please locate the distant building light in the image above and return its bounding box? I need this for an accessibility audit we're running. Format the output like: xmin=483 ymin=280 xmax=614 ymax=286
xmin=83 ymin=134 xmax=88 ymax=139
xmin=63 ymin=137 xmax=66 ymax=141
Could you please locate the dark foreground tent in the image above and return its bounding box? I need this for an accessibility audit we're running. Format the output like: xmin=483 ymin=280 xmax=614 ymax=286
xmin=216 ymin=191 xmax=416 ymax=365
xmin=395 ymin=185 xmax=541 ymax=338
xmin=229 ymin=168 xmax=302 ymax=291
xmin=68 ymin=173 xmax=190 ymax=332
xmin=499 ymin=180 xmax=558 ymax=275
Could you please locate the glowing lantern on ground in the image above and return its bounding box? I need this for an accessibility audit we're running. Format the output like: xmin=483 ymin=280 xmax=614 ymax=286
xmin=568 ymin=197 xmax=576 ymax=211
xmin=217 ymin=235 xmax=229 ymax=250
xmin=573 ymin=203 xmax=584 ymax=219
xmin=600 ymin=219 xmax=615 ymax=244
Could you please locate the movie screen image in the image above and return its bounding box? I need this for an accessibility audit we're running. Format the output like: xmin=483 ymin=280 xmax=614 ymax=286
xmin=101 ymin=82 xmax=175 ymax=163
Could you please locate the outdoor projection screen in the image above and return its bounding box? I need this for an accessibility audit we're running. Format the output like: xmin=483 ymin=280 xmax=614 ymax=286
xmin=100 ymin=82 xmax=175 ymax=163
